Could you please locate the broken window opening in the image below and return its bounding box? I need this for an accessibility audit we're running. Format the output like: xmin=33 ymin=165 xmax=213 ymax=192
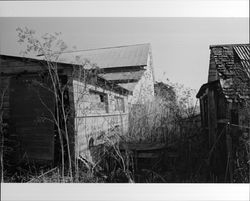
xmin=88 ymin=89 xmax=109 ymax=114
xmin=114 ymin=96 xmax=125 ymax=113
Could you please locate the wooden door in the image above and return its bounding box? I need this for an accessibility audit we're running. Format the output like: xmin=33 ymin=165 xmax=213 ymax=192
xmin=10 ymin=75 xmax=55 ymax=162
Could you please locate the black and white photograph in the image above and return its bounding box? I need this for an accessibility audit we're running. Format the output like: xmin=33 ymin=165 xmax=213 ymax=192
xmin=0 ymin=0 xmax=249 ymax=200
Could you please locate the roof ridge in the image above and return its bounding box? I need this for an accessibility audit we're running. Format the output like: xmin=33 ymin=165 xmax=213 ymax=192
xmin=60 ymin=43 xmax=151 ymax=54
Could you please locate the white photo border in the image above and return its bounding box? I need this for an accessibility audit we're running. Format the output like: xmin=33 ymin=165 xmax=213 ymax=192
xmin=0 ymin=1 xmax=249 ymax=201
xmin=0 ymin=0 xmax=249 ymax=17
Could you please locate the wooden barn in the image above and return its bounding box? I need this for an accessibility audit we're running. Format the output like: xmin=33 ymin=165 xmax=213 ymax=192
xmin=57 ymin=43 xmax=155 ymax=105
xmin=196 ymin=44 xmax=250 ymax=181
xmin=0 ymin=43 xmax=155 ymax=164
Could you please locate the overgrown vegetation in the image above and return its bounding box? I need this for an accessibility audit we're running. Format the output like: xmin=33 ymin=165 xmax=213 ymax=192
xmin=1 ymin=27 xmax=248 ymax=183
xmin=0 ymin=27 xmax=202 ymax=183
xmin=1 ymin=27 xmax=144 ymax=183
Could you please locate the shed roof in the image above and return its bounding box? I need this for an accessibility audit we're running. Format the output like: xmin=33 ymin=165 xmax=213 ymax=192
xmin=1 ymin=43 xmax=152 ymax=94
xmin=0 ymin=54 xmax=131 ymax=96
xmin=56 ymin=43 xmax=150 ymax=69
xmin=197 ymin=44 xmax=250 ymax=100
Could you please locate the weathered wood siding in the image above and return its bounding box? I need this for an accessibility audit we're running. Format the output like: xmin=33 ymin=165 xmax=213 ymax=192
xmin=208 ymin=53 xmax=218 ymax=82
xmin=9 ymin=75 xmax=55 ymax=161
xmin=0 ymin=56 xmax=64 ymax=162
xmin=0 ymin=76 xmax=10 ymax=120
xmin=75 ymin=113 xmax=128 ymax=161
xmin=73 ymin=80 xmax=129 ymax=162
xmin=0 ymin=56 xmax=45 ymax=74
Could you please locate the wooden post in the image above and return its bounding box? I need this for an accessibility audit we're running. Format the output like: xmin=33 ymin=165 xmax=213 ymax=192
xmin=208 ymin=89 xmax=217 ymax=178
xmin=208 ymin=89 xmax=217 ymax=147
xmin=225 ymin=123 xmax=233 ymax=182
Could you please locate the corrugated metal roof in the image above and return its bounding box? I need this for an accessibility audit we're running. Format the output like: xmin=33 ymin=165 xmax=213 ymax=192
xmin=57 ymin=43 xmax=150 ymax=69
xmin=234 ymin=45 xmax=250 ymax=60
xmin=240 ymin=60 xmax=250 ymax=78
xmin=99 ymin=70 xmax=145 ymax=81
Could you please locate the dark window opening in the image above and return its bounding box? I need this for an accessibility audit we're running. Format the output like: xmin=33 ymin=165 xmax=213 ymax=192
xmin=100 ymin=94 xmax=105 ymax=103
xmin=88 ymin=137 xmax=94 ymax=148
xmin=88 ymin=90 xmax=109 ymax=113
xmin=231 ymin=109 xmax=239 ymax=125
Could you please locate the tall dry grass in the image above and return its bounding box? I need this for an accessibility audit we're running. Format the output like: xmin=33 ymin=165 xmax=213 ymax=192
xmin=126 ymin=97 xmax=179 ymax=144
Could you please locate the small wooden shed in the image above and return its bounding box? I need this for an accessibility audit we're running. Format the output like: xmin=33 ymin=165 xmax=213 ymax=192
xmin=0 ymin=54 xmax=130 ymax=164
xmin=196 ymin=44 xmax=250 ymax=181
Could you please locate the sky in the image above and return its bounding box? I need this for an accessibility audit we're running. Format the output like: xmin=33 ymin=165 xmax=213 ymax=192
xmin=0 ymin=17 xmax=249 ymax=92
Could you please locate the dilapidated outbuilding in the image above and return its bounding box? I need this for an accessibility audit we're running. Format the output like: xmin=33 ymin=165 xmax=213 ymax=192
xmin=56 ymin=43 xmax=155 ymax=161
xmin=196 ymin=44 xmax=250 ymax=181
xmin=0 ymin=54 xmax=130 ymax=164
xmin=58 ymin=43 xmax=155 ymax=105
xmin=0 ymin=43 xmax=155 ymax=164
